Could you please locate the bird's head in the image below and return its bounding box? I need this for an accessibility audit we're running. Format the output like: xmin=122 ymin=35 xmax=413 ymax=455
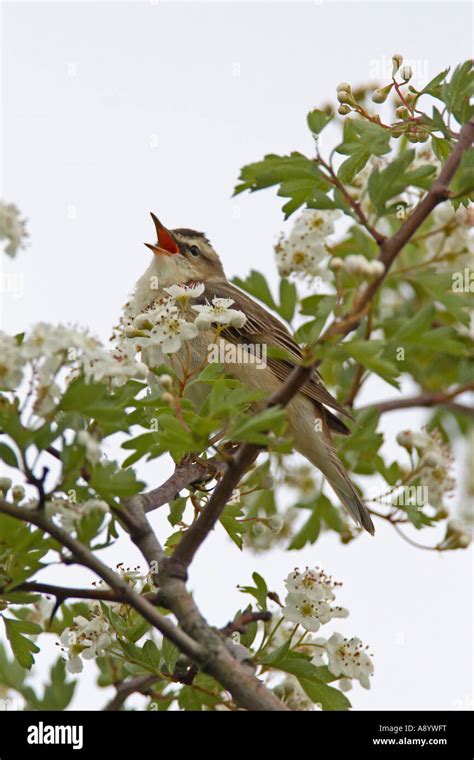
xmin=145 ymin=212 xmax=225 ymax=287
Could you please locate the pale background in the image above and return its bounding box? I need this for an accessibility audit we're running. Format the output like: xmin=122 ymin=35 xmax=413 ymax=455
xmin=1 ymin=0 xmax=472 ymax=710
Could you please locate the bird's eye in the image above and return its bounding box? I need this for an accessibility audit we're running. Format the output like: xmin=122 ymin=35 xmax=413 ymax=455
xmin=188 ymin=245 xmax=200 ymax=257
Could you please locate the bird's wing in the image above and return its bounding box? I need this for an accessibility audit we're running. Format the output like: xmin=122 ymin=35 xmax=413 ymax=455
xmin=199 ymin=280 xmax=352 ymax=422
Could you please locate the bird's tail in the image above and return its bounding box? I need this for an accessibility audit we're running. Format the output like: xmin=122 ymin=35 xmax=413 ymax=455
xmin=304 ymin=443 xmax=375 ymax=535
xmin=323 ymin=457 xmax=375 ymax=535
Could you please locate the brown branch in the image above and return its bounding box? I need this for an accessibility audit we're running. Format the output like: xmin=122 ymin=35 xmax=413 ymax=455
xmin=318 ymin=155 xmax=386 ymax=244
xmin=120 ymin=495 xmax=289 ymax=711
xmin=359 ymin=382 xmax=474 ymax=416
xmin=221 ymin=610 xmax=272 ymax=637
xmin=4 ymin=580 xmax=160 ymax=606
xmin=104 ymin=674 xmax=160 ymax=712
xmin=0 ymin=500 xmax=203 ymax=662
xmin=140 ymin=456 xmax=224 ymax=514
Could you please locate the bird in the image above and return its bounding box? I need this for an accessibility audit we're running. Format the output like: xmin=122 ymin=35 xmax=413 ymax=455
xmin=124 ymin=212 xmax=375 ymax=535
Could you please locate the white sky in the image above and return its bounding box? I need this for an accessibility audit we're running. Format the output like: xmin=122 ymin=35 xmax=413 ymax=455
xmin=1 ymin=0 xmax=472 ymax=711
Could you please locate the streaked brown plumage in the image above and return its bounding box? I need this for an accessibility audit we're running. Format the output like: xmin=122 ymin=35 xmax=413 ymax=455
xmin=128 ymin=213 xmax=375 ymax=535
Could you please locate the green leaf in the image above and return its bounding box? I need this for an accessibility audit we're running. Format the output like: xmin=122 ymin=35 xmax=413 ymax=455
xmin=278 ymin=278 xmax=297 ymax=323
xmin=142 ymin=639 xmax=161 ymax=670
xmin=178 ymin=686 xmax=203 ymax=711
xmin=289 ymin=507 xmax=321 ymax=549
xmin=368 ymin=150 xmax=435 ymax=214
xmin=232 ymin=270 xmax=277 ymax=311
xmin=3 ymin=617 xmax=41 ymax=669
xmin=450 ymin=148 xmax=474 ymax=197
xmin=342 ymin=340 xmax=400 ymax=387
xmin=298 ymin=677 xmax=351 ymax=711
xmin=162 ymin=637 xmax=180 ymax=674
xmin=441 ymin=60 xmax=474 ymax=124
xmin=89 ymin=461 xmax=145 ymax=502
xmin=234 ymin=152 xmax=331 ymax=217
xmin=418 ymin=68 xmax=450 ymax=99
xmin=431 ymin=136 xmax=451 ymax=163
xmin=0 ymin=442 xmax=19 ymax=468
xmin=336 ymin=119 xmax=391 ymax=183
xmin=338 ymin=150 xmax=370 ymax=184
xmin=26 ymin=658 xmax=76 ymax=710
xmin=168 ymin=496 xmax=187 ymax=527
xmin=228 ymin=406 xmax=287 ymax=445
xmin=239 ymin=572 xmax=269 ymax=610
xmin=220 ymin=503 xmax=245 ymax=549
xmin=307 ymin=109 xmax=333 ymax=135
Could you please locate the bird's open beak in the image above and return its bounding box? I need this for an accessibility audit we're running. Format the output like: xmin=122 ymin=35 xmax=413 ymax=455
xmin=144 ymin=212 xmax=180 ymax=256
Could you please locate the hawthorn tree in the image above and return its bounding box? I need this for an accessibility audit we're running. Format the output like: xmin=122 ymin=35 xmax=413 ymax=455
xmin=0 ymin=56 xmax=472 ymax=712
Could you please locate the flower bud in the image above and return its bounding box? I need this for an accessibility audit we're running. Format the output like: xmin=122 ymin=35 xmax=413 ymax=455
xmin=337 ymin=104 xmax=351 ymax=116
xmin=337 ymin=90 xmax=352 ymax=104
xmin=161 ymin=392 xmax=174 ymax=405
xmin=330 ymin=256 xmax=344 ymax=270
xmin=12 ymin=485 xmax=25 ymax=502
xmin=158 ymin=374 xmax=173 ymax=390
xmin=400 ymin=65 xmax=413 ymax=81
xmin=268 ymin=515 xmax=284 ymax=533
xmin=371 ymin=88 xmax=388 ymax=104
xmin=392 ymin=53 xmax=403 ymax=76
xmin=395 ymin=106 xmax=409 ymax=119
xmin=396 ymin=430 xmax=413 ymax=448
xmin=368 ymin=260 xmax=385 ymax=277
xmin=133 ymin=314 xmax=153 ymax=331
xmin=252 ymin=522 xmax=266 ymax=536
xmin=391 ymin=123 xmax=406 ymax=138
xmin=0 ymin=477 xmax=12 ymax=495
xmin=336 ymin=82 xmax=351 ymax=93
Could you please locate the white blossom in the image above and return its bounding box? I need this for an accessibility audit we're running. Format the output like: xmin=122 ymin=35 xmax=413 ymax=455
xmin=396 ymin=428 xmax=455 ymax=509
xmin=163 ymin=282 xmax=205 ymax=300
xmin=344 ymin=254 xmax=385 ymax=278
xmin=76 ymin=431 xmax=102 ymax=464
xmin=275 ymin=675 xmax=319 ymax=711
xmin=274 ymin=209 xmax=341 ymax=278
xmin=131 ymin=297 xmax=199 ymax=354
xmin=60 ymin=611 xmax=112 ymax=673
xmin=0 ymin=332 xmax=25 ymax=389
xmin=192 ymin=297 xmax=247 ymax=329
xmin=283 ymin=591 xmax=348 ymax=632
xmin=0 ymin=202 xmax=27 ymax=258
xmin=426 ymin=204 xmax=474 ymax=265
xmin=285 ymin=566 xmax=342 ymax=603
xmin=326 ymin=633 xmax=374 ymax=689
xmin=46 ymin=497 xmax=109 ymax=533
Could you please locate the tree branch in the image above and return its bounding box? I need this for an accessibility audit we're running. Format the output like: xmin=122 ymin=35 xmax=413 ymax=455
xmin=319 ymin=116 xmax=474 ymax=343
xmin=3 ymin=580 xmax=160 ymax=606
xmin=103 ymin=674 xmax=160 ymax=712
xmin=0 ymin=500 xmax=203 ymax=663
xmin=121 ymin=494 xmax=289 ymax=711
xmin=318 ymin=154 xmax=386 ymax=244
xmin=2 ymin=500 xmax=288 ymax=710
xmin=140 ymin=456 xmax=224 ymax=514
xmin=359 ymin=382 xmax=474 ymax=416
xmin=221 ymin=610 xmax=272 ymax=637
